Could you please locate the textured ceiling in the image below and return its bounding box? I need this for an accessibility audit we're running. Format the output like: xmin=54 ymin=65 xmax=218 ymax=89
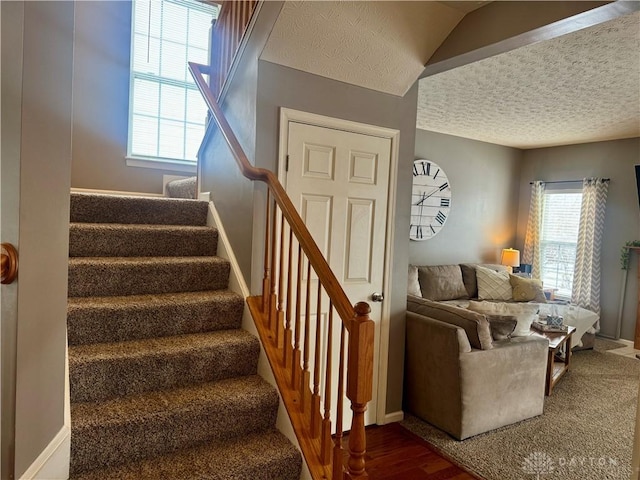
xmin=260 ymin=1 xmax=465 ymax=96
xmin=417 ymin=11 xmax=640 ymax=149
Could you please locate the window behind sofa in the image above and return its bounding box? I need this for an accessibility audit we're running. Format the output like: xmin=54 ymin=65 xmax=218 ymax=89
xmin=540 ymin=189 xmax=582 ymax=299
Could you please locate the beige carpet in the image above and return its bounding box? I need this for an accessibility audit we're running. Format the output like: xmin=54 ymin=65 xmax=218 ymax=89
xmin=402 ymin=339 xmax=639 ymax=480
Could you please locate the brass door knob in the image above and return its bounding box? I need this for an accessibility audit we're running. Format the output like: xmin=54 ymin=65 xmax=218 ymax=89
xmin=1 ymin=243 xmax=18 ymax=284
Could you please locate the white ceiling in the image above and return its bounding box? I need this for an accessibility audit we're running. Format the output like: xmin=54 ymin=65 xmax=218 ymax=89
xmin=261 ymin=2 xmax=639 ymax=149
xmin=260 ymin=1 xmax=466 ymax=96
xmin=417 ymin=11 xmax=640 ymax=149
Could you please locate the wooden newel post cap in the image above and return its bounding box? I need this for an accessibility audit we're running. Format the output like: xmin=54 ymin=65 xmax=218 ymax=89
xmin=354 ymin=302 xmax=371 ymax=317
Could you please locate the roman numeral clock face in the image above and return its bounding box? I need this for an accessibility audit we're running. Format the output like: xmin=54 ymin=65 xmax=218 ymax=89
xmin=410 ymin=159 xmax=452 ymax=241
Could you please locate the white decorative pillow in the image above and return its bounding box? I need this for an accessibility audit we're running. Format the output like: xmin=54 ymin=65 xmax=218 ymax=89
xmin=467 ymin=300 xmax=539 ymax=336
xmin=475 ymin=265 xmax=512 ymax=301
xmin=408 ymin=265 xmax=421 ymax=297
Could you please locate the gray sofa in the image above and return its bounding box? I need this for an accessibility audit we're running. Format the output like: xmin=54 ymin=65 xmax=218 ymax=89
xmin=404 ymin=275 xmax=549 ymax=440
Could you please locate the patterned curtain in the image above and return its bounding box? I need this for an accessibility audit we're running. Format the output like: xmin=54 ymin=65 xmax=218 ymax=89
xmin=572 ymin=178 xmax=609 ymax=317
xmin=522 ymin=181 xmax=546 ymax=279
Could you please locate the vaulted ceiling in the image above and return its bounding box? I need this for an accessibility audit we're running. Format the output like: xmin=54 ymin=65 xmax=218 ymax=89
xmin=260 ymin=1 xmax=467 ymax=96
xmin=260 ymin=1 xmax=640 ymax=149
xmin=417 ymin=10 xmax=640 ymax=149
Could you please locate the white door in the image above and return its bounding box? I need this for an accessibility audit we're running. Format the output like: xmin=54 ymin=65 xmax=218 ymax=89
xmin=284 ymin=121 xmax=391 ymax=429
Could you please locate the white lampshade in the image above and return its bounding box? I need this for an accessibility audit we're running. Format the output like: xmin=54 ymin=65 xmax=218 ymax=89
xmin=501 ymin=248 xmax=520 ymax=268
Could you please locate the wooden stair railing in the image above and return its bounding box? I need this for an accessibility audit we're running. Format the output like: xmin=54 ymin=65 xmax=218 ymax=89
xmin=189 ymin=61 xmax=374 ymax=480
xmin=209 ymin=0 xmax=258 ymax=99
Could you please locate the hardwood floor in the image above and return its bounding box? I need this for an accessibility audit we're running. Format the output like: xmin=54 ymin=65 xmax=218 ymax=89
xmin=344 ymin=422 xmax=481 ymax=480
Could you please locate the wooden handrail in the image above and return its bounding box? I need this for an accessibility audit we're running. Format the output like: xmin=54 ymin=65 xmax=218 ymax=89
xmin=189 ymin=58 xmax=374 ymax=480
xmin=189 ymin=62 xmax=357 ymax=326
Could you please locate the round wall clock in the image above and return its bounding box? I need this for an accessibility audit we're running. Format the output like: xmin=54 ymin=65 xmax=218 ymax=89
xmin=410 ymin=159 xmax=452 ymax=241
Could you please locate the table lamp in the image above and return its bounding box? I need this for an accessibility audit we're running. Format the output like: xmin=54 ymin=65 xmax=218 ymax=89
xmin=501 ymin=248 xmax=520 ymax=273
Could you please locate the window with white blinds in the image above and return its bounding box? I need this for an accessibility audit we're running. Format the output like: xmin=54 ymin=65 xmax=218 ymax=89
xmin=540 ymin=190 xmax=583 ymax=298
xmin=128 ymin=0 xmax=218 ymax=163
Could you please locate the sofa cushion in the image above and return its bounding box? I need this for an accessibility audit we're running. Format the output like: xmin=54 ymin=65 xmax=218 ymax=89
xmin=408 ymin=265 xmax=421 ymax=297
xmin=467 ymin=301 xmax=539 ymax=337
xmin=418 ymin=265 xmax=468 ymax=301
xmin=510 ymin=274 xmax=547 ymax=302
xmin=476 ymin=265 xmax=512 ymax=301
xmin=460 ymin=263 xmax=508 ymax=298
xmin=407 ymin=296 xmax=493 ymax=350
xmin=486 ymin=315 xmax=518 ymax=341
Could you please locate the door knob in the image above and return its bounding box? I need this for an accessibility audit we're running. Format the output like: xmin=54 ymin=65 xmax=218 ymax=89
xmin=371 ymin=292 xmax=384 ymax=302
xmin=1 ymin=243 xmax=18 ymax=284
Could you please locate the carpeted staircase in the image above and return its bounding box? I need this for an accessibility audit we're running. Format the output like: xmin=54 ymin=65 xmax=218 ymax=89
xmin=67 ymin=192 xmax=302 ymax=479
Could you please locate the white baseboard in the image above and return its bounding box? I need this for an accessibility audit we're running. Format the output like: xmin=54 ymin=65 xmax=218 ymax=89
xmin=616 ymin=338 xmax=634 ymax=346
xmin=384 ymin=411 xmax=405 ymax=424
xmin=70 ymin=187 xmax=163 ymax=197
xmin=19 ymin=425 xmax=70 ymax=480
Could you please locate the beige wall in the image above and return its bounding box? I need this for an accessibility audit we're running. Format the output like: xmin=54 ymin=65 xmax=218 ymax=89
xmin=410 ymin=129 xmax=523 ymax=266
xmin=71 ymin=0 xmax=192 ymax=194
xmin=1 ymin=2 xmax=75 ymax=477
xmin=516 ymin=137 xmax=640 ymax=340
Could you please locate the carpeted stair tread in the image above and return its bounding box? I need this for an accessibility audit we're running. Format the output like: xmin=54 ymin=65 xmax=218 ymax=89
xmin=69 ymin=223 xmax=218 ymax=257
xmin=71 ymin=375 xmax=279 ymax=474
xmin=69 ymin=330 xmax=260 ymax=403
xmin=70 ymin=192 xmax=208 ymax=225
xmin=68 ymin=256 xmax=230 ymax=297
xmin=165 ymin=176 xmax=197 ymax=199
xmin=67 ymin=191 xmax=301 ymax=479
xmin=70 ymin=429 xmax=302 ymax=480
xmin=67 ymin=290 xmax=244 ymax=345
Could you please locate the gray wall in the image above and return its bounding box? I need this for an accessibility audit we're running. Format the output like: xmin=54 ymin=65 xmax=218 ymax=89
xmin=255 ymin=60 xmax=419 ymax=415
xmin=516 ymin=137 xmax=640 ymax=340
xmin=410 ymin=129 xmax=523 ymax=266
xmin=1 ymin=3 xmax=25 ymax=477
xmin=1 ymin=2 xmax=74 ymax=476
xmin=199 ymin=1 xmax=284 ymax=281
xmin=71 ymin=0 xmax=192 ymax=194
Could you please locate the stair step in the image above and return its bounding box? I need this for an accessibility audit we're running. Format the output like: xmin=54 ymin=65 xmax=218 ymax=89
xmin=69 ymin=330 xmax=260 ymax=403
xmin=70 ymin=429 xmax=302 ymax=480
xmin=67 ymin=290 xmax=244 ymax=345
xmin=165 ymin=176 xmax=196 ymax=199
xmin=68 ymin=256 xmax=230 ymax=297
xmin=69 ymin=223 xmax=218 ymax=257
xmin=70 ymin=193 xmax=208 ymax=226
xmin=70 ymin=375 xmax=279 ymax=475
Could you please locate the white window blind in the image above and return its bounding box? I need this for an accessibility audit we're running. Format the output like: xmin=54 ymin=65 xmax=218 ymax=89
xmin=540 ymin=191 xmax=582 ymax=298
xmin=128 ymin=0 xmax=218 ymax=162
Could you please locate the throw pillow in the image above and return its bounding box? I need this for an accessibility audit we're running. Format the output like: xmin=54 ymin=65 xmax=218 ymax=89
xmin=486 ymin=314 xmax=518 ymax=341
xmin=418 ymin=265 xmax=468 ymax=301
xmin=407 ymin=296 xmax=493 ymax=350
xmin=467 ymin=300 xmax=539 ymax=337
xmin=509 ymin=274 xmax=547 ymax=302
xmin=476 ymin=265 xmax=512 ymax=301
xmin=408 ymin=265 xmax=421 ymax=297
xmin=460 ymin=263 xmax=508 ymax=298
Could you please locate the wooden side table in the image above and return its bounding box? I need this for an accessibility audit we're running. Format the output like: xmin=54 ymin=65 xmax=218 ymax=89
xmin=531 ymin=326 xmax=576 ymax=395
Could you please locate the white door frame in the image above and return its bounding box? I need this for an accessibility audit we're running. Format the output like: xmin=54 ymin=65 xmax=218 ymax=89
xmin=278 ymin=107 xmax=400 ymax=426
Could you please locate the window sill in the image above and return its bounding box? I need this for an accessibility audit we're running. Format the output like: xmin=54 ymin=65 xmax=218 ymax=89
xmin=126 ymin=156 xmax=197 ymax=174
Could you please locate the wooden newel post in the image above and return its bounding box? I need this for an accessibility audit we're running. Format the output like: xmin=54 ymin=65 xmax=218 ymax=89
xmin=345 ymin=302 xmax=374 ymax=479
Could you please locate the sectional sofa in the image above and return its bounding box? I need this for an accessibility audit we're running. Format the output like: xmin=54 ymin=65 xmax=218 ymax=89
xmin=404 ymin=263 xmax=599 ymax=440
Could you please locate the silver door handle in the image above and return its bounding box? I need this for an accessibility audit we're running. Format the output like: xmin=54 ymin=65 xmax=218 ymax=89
xmin=371 ymin=292 xmax=384 ymax=302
